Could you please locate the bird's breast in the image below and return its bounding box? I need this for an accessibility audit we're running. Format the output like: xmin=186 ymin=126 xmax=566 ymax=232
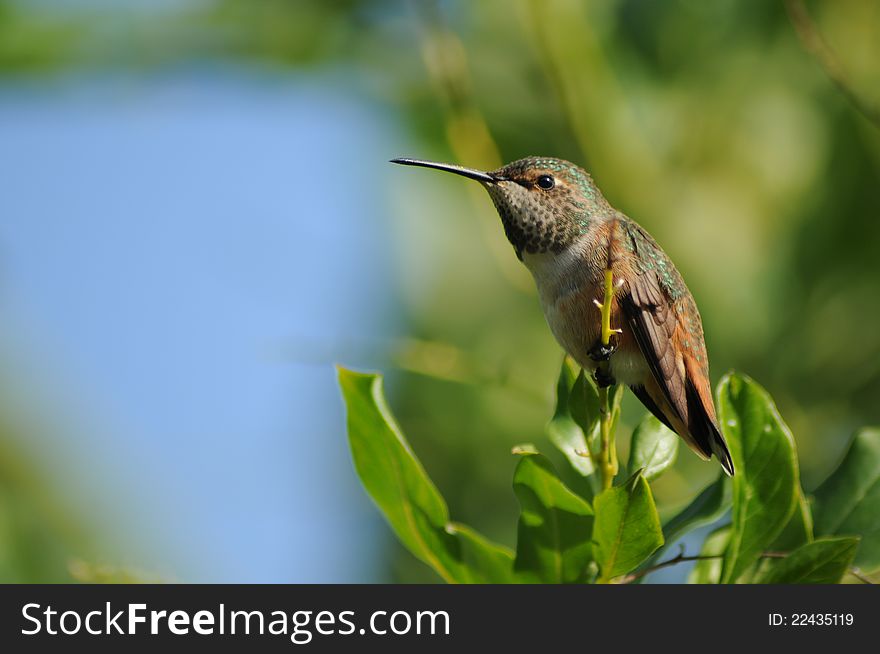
xmin=524 ymin=247 xmax=601 ymax=357
xmin=522 ymin=244 xmax=650 ymax=387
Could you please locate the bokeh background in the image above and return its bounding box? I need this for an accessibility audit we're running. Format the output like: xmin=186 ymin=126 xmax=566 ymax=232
xmin=1 ymin=0 xmax=878 ymax=583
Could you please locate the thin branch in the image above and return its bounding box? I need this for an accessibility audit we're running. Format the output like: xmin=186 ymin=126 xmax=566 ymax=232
xmin=524 ymin=0 xmax=591 ymax=163
xmin=617 ymin=550 xmax=719 ymax=584
xmin=618 ymin=546 xmax=876 ymax=584
xmin=593 ymin=260 xmax=619 ymax=495
xmin=784 ymin=0 xmax=880 ymax=128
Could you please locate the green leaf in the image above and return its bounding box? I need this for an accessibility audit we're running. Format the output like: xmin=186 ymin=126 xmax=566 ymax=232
xmin=512 ymin=453 xmax=594 ymax=583
xmin=736 ymin=493 xmax=815 ymax=582
xmin=632 ymin=474 xmax=731 ymax=581
xmin=569 ymin=368 xmax=601 ymax=439
xmin=628 ymin=414 xmax=679 ymax=481
xmin=607 ymin=383 xmax=626 ymax=441
xmin=593 ymin=471 xmax=664 ymax=581
xmin=688 ymin=525 xmax=731 ymax=584
xmin=770 ymin=487 xmax=813 ymax=551
xmin=717 ymin=373 xmax=799 ymax=583
xmin=755 ymin=537 xmax=860 ymax=584
xmin=813 ymin=427 xmax=880 ymax=571
xmin=338 ymin=367 xmax=513 ymax=583
xmin=445 ymin=523 xmax=516 ymax=583
xmin=546 ymin=359 xmax=595 ymax=477
xmin=545 ymin=360 xmax=624 ymax=489
xmin=598 ymin=383 xmax=625 ymax=483
xmin=737 ymin=491 xmax=815 ymax=581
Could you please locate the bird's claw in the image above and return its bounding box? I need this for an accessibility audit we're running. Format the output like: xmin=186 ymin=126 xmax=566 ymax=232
xmin=593 ymin=366 xmax=616 ymax=389
xmin=588 ymin=339 xmax=617 ymax=362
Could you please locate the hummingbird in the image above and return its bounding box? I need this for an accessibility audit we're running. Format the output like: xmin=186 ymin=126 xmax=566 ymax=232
xmin=391 ymin=156 xmax=734 ymax=475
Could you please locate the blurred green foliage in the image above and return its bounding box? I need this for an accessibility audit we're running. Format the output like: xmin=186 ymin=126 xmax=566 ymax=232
xmin=0 ymin=418 xmax=94 ymax=582
xmin=0 ymin=1 xmax=82 ymax=72
xmin=1 ymin=0 xmax=878 ymax=582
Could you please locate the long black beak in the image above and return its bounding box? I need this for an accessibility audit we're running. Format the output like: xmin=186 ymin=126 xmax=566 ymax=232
xmin=390 ymin=157 xmax=499 ymax=183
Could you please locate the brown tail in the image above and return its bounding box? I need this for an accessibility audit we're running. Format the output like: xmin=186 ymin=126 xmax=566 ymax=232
xmin=685 ymin=380 xmax=734 ymax=476
xmin=630 ymin=380 xmax=734 ymax=476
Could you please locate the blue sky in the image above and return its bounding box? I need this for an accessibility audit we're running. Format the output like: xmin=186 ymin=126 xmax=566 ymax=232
xmin=0 ymin=68 xmax=400 ymax=581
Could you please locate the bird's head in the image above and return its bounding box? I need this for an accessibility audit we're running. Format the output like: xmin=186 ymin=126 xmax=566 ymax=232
xmin=391 ymin=156 xmax=609 ymax=258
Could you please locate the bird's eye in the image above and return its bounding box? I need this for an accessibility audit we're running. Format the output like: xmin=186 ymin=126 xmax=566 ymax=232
xmin=536 ymin=174 xmax=555 ymax=190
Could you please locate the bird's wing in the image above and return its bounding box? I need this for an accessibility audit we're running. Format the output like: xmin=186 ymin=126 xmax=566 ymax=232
xmin=618 ymin=222 xmax=733 ymax=474
xmin=620 ymin=270 xmax=691 ymax=429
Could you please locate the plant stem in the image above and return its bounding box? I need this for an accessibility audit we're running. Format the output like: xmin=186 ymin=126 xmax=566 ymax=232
xmin=784 ymin=0 xmax=880 ymax=129
xmin=596 ymin=267 xmax=618 ymax=490
xmin=617 ymin=553 xmax=718 ymax=583
xmin=599 ymin=268 xmax=614 ymax=346
xmin=617 ymin=549 xmax=877 ymax=584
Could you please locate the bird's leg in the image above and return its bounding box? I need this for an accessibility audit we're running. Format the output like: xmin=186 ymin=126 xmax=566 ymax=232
xmin=593 ymin=365 xmax=616 ymax=389
xmin=589 ymin=292 xmax=622 ymax=388
xmin=590 ymin=338 xmax=618 ymax=386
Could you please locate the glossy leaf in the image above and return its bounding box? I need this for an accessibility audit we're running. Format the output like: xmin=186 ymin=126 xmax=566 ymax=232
xmin=735 ymin=490 xmax=814 ymax=584
xmin=769 ymin=487 xmax=813 ymax=551
xmin=512 ymin=453 xmax=594 ymax=583
xmin=628 ymin=414 xmax=679 ymax=481
xmin=546 ymin=358 xmax=625 ymax=487
xmin=717 ymin=373 xmax=799 ymax=583
xmin=593 ymin=471 xmax=664 ymax=581
xmin=633 ymin=474 xmax=731 ymax=580
xmin=546 ymin=358 xmax=595 ymax=477
xmin=813 ymin=428 xmax=880 ymax=571
xmin=755 ymin=537 xmax=860 ymax=584
xmin=338 ymin=367 xmax=513 ymax=583
xmin=569 ymin=368 xmax=601 ymax=439
xmin=607 ymin=383 xmax=626 ymax=446
xmin=445 ymin=523 xmax=516 ymax=584
xmin=688 ymin=525 xmax=731 ymax=584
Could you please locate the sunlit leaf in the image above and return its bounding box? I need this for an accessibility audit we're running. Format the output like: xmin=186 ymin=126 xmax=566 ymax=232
xmin=813 ymin=428 xmax=880 ymax=571
xmin=769 ymin=487 xmax=813 ymax=551
xmin=569 ymin=368 xmax=600 ymax=439
xmin=338 ymin=367 xmax=513 ymax=583
xmin=755 ymin=537 xmax=859 ymax=585
xmin=512 ymin=453 xmax=594 ymax=583
xmin=608 ymin=383 xmax=625 ymax=444
xmin=546 ymin=358 xmax=595 ymax=477
xmin=717 ymin=373 xmax=799 ymax=583
xmin=593 ymin=471 xmax=663 ymax=581
xmin=445 ymin=523 xmax=516 ymax=584
xmin=628 ymin=414 xmax=679 ymax=481
xmin=631 ymin=474 xmax=731 ymax=582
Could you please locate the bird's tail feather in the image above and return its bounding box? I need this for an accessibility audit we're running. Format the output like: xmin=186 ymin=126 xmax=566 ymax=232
xmin=685 ymin=380 xmax=735 ymax=476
